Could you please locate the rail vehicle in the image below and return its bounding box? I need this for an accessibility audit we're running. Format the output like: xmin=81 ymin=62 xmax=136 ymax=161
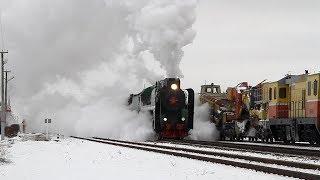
xmin=199 ymin=82 xmax=261 ymax=141
xmin=5 ymin=124 xmax=20 ymax=137
xmin=128 ymin=78 xmax=194 ymax=139
xmin=200 ymin=71 xmax=320 ymax=144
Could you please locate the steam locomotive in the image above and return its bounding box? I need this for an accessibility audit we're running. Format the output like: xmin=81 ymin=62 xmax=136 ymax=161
xmin=128 ymin=78 xmax=194 ymax=139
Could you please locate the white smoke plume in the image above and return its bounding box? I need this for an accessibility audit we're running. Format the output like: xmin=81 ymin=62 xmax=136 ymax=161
xmin=129 ymin=0 xmax=197 ymax=78
xmin=189 ymin=96 xmax=218 ymax=141
xmin=0 ymin=0 xmax=197 ymax=140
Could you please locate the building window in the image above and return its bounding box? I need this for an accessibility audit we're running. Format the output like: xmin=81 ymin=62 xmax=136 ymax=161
xmin=206 ymin=88 xmax=212 ymax=93
xmin=279 ymin=88 xmax=286 ymax=98
xmin=212 ymin=88 xmax=217 ymax=93
xmin=307 ymin=81 xmax=311 ymax=96
xmin=269 ymin=88 xmax=272 ymax=100
xmin=314 ymin=80 xmax=318 ymax=96
xmin=274 ymin=87 xmax=277 ymax=99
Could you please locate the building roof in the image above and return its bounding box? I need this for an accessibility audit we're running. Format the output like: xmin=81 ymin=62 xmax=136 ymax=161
xmin=268 ymin=72 xmax=320 ymax=85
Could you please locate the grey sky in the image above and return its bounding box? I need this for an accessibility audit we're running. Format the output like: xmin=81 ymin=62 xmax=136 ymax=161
xmin=182 ymin=0 xmax=320 ymax=92
xmin=2 ymin=0 xmax=319 ymax=93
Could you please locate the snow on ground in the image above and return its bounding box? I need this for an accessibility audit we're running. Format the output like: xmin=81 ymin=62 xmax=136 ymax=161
xmin=0 ymin=144 xmax=7 ymax=163
xmin=0 ymin=137 xmax=294 ymax=180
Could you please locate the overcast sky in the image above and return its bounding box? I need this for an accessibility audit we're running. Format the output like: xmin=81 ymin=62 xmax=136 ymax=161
xmin=182 ymin=0 xmax=320 ymax=92
xmin=1 ymin=0 xmax=319 ymax=93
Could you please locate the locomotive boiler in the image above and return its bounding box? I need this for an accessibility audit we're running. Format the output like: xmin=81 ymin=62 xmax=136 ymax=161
xmin=128 ymin=78 xmax=194 ymax=139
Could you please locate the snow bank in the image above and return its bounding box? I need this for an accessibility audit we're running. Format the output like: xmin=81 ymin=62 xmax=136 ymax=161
xmin=0 ymin=141 xmax=10 ymax=164
xmin=19 ymin=133 xmax=47 ymax=141
xmin=0 ymin=145 xmax=5 ymax=161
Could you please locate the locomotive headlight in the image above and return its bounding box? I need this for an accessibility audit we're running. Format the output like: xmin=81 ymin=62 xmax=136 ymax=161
xmin=163 ymin=117 xmax=168 ymax=121
xmin=181 ymin=117 xmax=185 ymax=121
xmin=171 ymin=84 xmax=178 ymax=90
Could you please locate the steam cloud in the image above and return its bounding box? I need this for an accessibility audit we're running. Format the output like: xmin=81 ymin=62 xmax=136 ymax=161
xmin=189 ymin=97 xmax=219 ymax=141
xmin=129 ymin=0 xmax=196 ymax=78
xmin=0 ymin=0 xmax=197 ymax=140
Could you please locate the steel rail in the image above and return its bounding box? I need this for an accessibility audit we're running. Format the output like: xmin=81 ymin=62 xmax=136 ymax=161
xmin=170 ymin=139 xmax=320 ymax=158
xmin=93 ymin=137 xmax=320 ymax=171
xmin=71 ymin=136 xmax=320 ymax=180
xmin=221 ymin=140 xmax=319 ymax=148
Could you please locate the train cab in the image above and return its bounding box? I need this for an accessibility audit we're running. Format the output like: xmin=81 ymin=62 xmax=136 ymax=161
xmin=305 ymin=74 xmax=320 ymax=133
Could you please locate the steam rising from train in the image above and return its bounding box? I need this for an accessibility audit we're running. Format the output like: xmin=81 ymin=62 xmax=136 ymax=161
xmin=2 ymin=0 xmax=198 ymax=140
xmin=129 ymin=0 xmax=197 ymax=78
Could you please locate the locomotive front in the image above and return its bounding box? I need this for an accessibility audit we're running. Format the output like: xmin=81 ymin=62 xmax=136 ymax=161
xmin=128 ymin=78 xmax=194 ymax=139
xmin=154 ymin=78 xmax=194 ymax=139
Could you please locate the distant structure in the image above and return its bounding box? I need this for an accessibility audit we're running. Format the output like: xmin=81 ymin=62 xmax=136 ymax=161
xmin=22 ymin=119 xmax=26 ymax=133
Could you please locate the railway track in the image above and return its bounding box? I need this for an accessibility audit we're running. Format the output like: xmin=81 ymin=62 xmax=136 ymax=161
xmin=72 ymin=136 xmax=320 ymax=180
xmin=166 ymin=139 xmax=320 ymax=158
xmin=233 ymin=140 xmax=320 ymax=148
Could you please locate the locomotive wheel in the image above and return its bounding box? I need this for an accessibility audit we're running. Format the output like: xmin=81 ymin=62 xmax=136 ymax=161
xmin=157 ymin=134 xmax=163 ymax=141
xmin=315 ymin=132 xmax=320 ymax=145
xmin=309 ymin=140 xmax=315 ymax=145
xmin=236 ymin=136 xmax=242 ymax=142
xmin=283 ymin=139 xmax=289 ymax=144
xmin=219 ymin=131 xmax=226 ymax=141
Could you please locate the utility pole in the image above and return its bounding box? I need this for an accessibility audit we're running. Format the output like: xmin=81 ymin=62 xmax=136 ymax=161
xmin=44 ymin=118 xmax=52 ymax=140
xmin=4 ymin=70 xmax=13 ymax=136
xmin=4 ymin=70 xmax=13 ymax=110
xmin=0 ymin=50 xmax=8 ymax=140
